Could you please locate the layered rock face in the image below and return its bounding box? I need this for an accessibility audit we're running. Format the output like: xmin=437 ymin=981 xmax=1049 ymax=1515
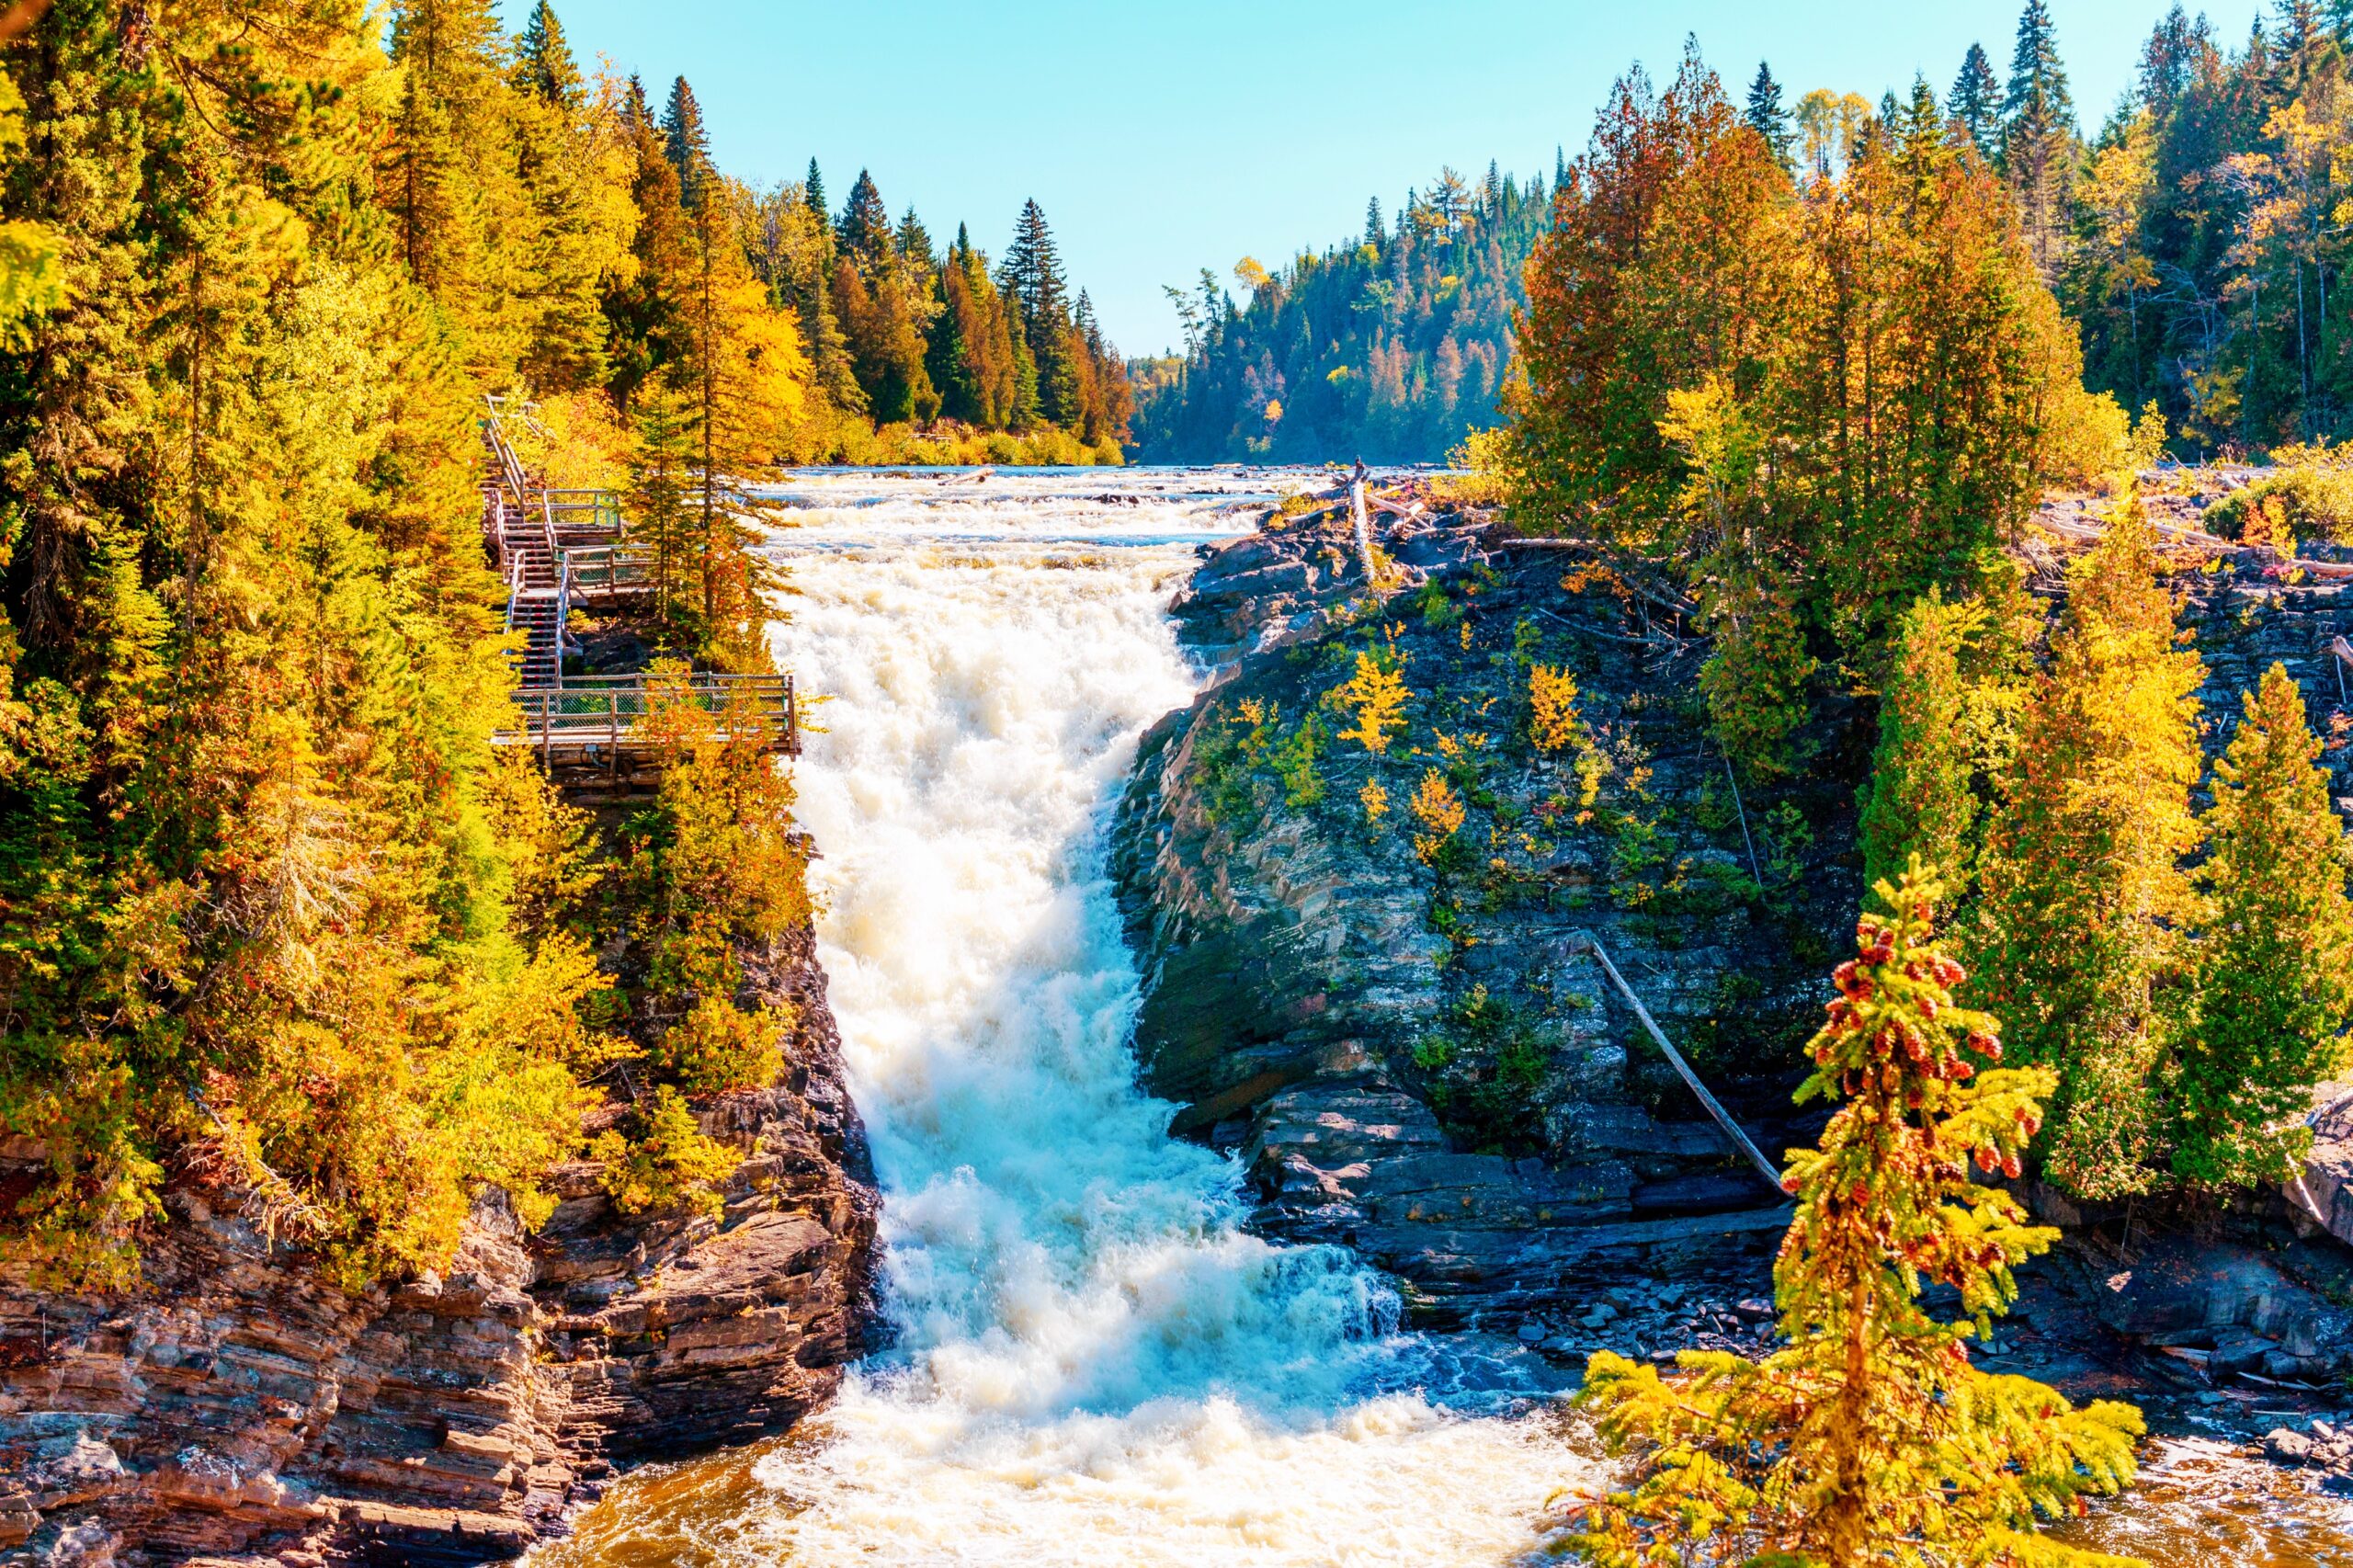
xmin=1113 ymin=478 xmax=2353 ymax=1335
xmin=1114 ymin=495 xmax=1855 ymax=1331
xmin=0 ymin=925 xmax=879 ymax=1567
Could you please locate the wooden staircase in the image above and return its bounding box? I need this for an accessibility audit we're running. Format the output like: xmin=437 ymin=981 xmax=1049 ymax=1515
xmin=478 ymin=396 xmax=796 ymax=777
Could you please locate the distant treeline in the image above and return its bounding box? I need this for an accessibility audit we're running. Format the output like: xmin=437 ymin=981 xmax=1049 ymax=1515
xmin=1143 ymin=1 xmax=2353 ymax=465
xmin=1130 ymin=165 xmax=1549 ymax=464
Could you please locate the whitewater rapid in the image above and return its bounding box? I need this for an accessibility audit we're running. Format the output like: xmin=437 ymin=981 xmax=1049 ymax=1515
xmin=542 ymin=469 xmax=1594 ymax=1566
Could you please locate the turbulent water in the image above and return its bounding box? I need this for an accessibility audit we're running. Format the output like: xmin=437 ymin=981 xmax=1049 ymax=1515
xmin=537 ymin=467 xmax=2353 ymax=1567
xmin=540 ymin=469 xmax=1585 ymax=1567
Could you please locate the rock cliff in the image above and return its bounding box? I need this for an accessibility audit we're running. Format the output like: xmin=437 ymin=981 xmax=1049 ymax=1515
xmin=0 ymin=923 xmax=880 ymax=1568
xmin=1114 ymin=488 xmax=1854 ymax=1331
xmin=1111 ymin=474 xmax=2353 ymax=1337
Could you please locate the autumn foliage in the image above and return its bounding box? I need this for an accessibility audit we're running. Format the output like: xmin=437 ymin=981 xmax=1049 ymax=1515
xmin=1570 ymin=864 xmax=2144 ymax=1568
xmin=1510 ymin=46 xmax=2120 ymax=772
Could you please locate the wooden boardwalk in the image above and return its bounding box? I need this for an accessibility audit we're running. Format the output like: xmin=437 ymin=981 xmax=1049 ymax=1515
xmin=480 ymin=398 xmax=796 ymax=771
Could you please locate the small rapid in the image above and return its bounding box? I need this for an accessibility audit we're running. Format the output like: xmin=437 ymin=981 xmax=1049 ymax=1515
xmin=538 ymin=468 xmax=1586 ymax=1566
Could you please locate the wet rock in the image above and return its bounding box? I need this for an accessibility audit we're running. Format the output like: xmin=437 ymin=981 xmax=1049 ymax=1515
xmin=2267 ymin=1427 xmax=2316 ymax=1465
xmin=2091 ymin=1237 xmax=2353 ymax=1381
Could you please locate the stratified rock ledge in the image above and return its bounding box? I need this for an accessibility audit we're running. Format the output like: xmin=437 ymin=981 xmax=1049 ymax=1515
xmin=0 ymin=925 xmax=880 ymax=1567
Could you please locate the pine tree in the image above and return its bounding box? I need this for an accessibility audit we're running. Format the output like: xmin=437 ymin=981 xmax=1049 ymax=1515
xmin=1974 ymin=488 xmax=2203 ymax=1199
xmin=516 ymin=0 xmax=581 ymax=108
xmin=662 ymin=75 xmax=710 ymax=203
xmin=803 ymin=157 xmax=826 ymax=219
xmin=2173 ymin=664 xmax=2353 ymax=1187
xmin=1572 ymin=865 xmax=2143 ymax=1567
xmin=2004 ymin=0 xmax=2077 ymax=272
xmin=835 ymin=169 xmax=892 ymax=266
xmin=1001 ymin=199 xmax=1080 ymax=426
xmin=1363 ymin=195 xmax=1384 ymax=248
xmin=2138 ymin=5 xmax=2200 ymax=110
xmin=897 ymin=206 xmax=936 ymax=275
xmin=1745 ymin=61 xmax=1795 ymax=168
xmin=2006 ymin=0 xmax=2075 ymax=130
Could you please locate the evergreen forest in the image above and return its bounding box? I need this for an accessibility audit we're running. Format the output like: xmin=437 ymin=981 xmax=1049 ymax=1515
xmin=1131 ymin=165 xmax=1549 ymax=464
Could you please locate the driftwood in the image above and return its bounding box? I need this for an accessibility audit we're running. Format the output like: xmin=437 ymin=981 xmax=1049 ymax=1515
xmin=1563 ymin=932 xmax=1786 ymax=1193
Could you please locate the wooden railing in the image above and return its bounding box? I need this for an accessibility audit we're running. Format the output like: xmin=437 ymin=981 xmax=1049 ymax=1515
xmin=495 ymin=673 xmax=798 ymax=763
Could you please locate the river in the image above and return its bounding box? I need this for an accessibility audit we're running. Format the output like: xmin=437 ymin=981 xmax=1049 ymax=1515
xmin=535 ymin=467 xmax=2353 ymax=1567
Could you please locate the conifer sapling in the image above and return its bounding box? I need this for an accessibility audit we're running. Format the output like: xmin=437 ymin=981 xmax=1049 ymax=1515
xmin=1567 ymin=861 xmax=2143 ymax=1568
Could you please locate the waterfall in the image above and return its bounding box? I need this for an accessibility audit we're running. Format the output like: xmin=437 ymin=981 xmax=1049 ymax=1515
xmin=549 ymin=469 xmax=1591 ymax=1566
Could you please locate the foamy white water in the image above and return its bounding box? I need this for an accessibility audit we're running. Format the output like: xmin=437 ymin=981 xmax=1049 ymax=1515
xmin=556 ymin=468 xmax=1592 ymax=1565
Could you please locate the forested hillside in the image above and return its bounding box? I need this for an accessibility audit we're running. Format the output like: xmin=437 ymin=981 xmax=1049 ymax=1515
xmin=1131 ymin=165 xmax=1548 ymax=463
xmin=1144 ymin=2 xmax=2353 ymax=468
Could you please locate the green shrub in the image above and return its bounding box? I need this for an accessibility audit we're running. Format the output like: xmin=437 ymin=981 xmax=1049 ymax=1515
xmin=590 ymin=1086 xmax=738 ymax=1221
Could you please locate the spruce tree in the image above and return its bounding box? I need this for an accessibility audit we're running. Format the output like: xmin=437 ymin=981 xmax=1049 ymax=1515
xmin=516 ymin=0 xmax=582 ymax=108
xmin=2006 ymin=0 xmax=2075 ymax=129
xmin=662 ymin=75 xmax=710 ymax=201
xmin=1573 ymin=865 xmax=2143 ymax=1567
xmin=1949 ymin=42 xmax=2001 ymax=160
xmin=836 ymin=169 xmax=892 ymax=266
xmin=2004 ymin=0 xmax=2076 ymax=270
xmin=804 ymin=157 xmax=827 ymax=219
xmin=1859 ymin=592 xmax=1985 ymax=896
xmin=1745 ymin=61 xmax=1795 ymax=169
xmin=1002 ymin=199 xmax=1078 ymax=425
xmin=2173 ymin=664 xmax=2353 ymax=1187
xmin=1974 ymin=488 xmax=2203 ymax=1199
xmin=1363 ymin=195 xmax=1384 ymax=248
xmin=897 ymin=206 xmax=937 ymax=275
xmin=2138 ymin=6 xmax=2200 ymax=109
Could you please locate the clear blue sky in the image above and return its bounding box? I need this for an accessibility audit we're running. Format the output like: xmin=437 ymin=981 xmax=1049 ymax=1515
xmin=502 ymin=1 xmax=2265 ymax=356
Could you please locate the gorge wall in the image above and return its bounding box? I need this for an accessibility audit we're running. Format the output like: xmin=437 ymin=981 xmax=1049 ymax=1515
xmin=0 ymin=924 xmax=880 ymax=1568
xmin=1110 ymin=476 xmax=2353 ymax=1342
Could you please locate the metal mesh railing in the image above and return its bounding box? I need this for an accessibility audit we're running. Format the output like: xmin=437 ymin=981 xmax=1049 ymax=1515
xmin=497 ymin=673 xmax=797 ymax=760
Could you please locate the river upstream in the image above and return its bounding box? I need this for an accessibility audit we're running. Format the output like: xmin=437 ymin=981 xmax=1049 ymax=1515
xmin=537 ymin=469 xmax=2353 ymax=1567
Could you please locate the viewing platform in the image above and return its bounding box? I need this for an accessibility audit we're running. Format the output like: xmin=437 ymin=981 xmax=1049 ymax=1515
xmin=479 ymin=397 xmax=798 ymax=777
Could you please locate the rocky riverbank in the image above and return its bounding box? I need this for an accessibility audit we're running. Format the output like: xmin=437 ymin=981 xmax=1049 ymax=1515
xmin=0 ymin=923 xmax=880 ymax=1568
xmin=1109 ymin=472 xmax=2353 ymax=1437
